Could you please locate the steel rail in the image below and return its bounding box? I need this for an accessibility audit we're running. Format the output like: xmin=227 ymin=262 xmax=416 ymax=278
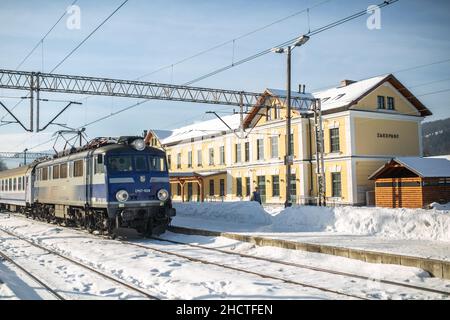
xmin=0 ymin=248 xmax=65 ymax=300
xmin=120 ymin=239 xmax=367 ymax=300
xmin=149 ymin=236 xmax=450 ymax=297
xmin=0 ymin=227 xmax=160 ymax=300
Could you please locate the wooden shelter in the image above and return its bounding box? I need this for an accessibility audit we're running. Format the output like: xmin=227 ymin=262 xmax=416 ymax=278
xmin=369 ymin=157 xmax=450 ymax=208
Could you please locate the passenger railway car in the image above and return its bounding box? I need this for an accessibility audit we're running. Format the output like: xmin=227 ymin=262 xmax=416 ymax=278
xmin=0 ymin=136 xmax=175 ymax=236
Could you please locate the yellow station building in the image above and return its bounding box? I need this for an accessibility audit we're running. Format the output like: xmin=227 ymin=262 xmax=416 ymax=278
xmin=147 ymin=74 xmax=432 ymax=205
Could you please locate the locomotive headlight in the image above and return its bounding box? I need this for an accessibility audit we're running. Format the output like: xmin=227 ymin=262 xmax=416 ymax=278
xmin=116 ymin=190 xmax=129 ymax=202
xmin=131 ymin=138 xmax=146 ymax=151
xmin=157 ymin=188 xmax=169 ymax=201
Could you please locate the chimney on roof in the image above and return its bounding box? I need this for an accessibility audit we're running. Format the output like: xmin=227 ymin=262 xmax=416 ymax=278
xmin=340 ymin=79 xmax=355 ymax=87
xmin=298 ymin=84 xmax=306 ymax=94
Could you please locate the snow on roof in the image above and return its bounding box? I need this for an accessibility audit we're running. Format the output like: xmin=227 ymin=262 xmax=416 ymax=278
xmin=160 ymin=75 xmax=391 ymax=145
xmin=312 ymin=75 xmax=388 ymax=111
xmin=161 ymin=114 xmax=241 ymax=145
xmin=395 ymin=157 xmax=450 ymax=178
xmin=150 ymin=129 xmax=173 ymax=141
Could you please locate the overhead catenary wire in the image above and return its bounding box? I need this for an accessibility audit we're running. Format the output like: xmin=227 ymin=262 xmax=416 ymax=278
xmin=135 ymin=0 xmax=333 ymax=80
xmin=22 ymin=85 xmax=449 ymax=152
xmin=15 ymin=0 xmax=79 ymax=71
xmin=50 ymin=0 xmax=129 ymax=73
xmin=64 ymin=0 xmax=401 ymax=132
xmin=1 ymin=0 xmax=79 ymax=122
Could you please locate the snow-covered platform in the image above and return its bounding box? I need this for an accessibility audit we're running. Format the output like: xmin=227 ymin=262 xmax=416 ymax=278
xmin=170 ymin=202 xmax=450 ymax=279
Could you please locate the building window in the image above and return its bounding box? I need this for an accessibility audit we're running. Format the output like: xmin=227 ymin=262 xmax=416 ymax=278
xmin=387 ymin=96 xmax=395 ymax=110
xmin=244 ymin=142 xmax=250 ymax=162
xmin=266 ymin=107 xmax=272 ymax=121
xmin=235 ymin=144 xmax=241 ymax=163
xmin=209 ymin=180 xmax=215 ymax=196
xmin=257 ymin=139 xmax=264 ymax=160
xmin=220 ymin=179 xmax=225 ymax=197
xmin=197 ymin=150 xmax=202 ymax=167
xmin=377 ymin=96 xmax=385 ymax=109
xmin=257 ymin=176 xmax=266 ymax=202
xmin=187 ymin=151 xmax=192 ymax=168
xmin=236 ymin=177 xmax=242 ymax=197
xmin=219 ymin=146 xmax=225 ymax=165
xmin=330 ymin=128 xmax=340 ymax=153
xmin=177 ymin=153 xmax=182 ymax=169
xmin=177 ymin=184 xmax=181 ymax=196
xmin=245 ymin=177 xmax=250 ymax=197
xmin=209 ymin=148 xmax=214 ymax=166
xmin=274 ymin=106 xmax=280 ymax=119
xmin=332 ymin=172 xmax=342 ymax=197
xmin=167 ymin=155 xmax=171 ymax=169
xmin=272 ymin=175 xmax=280 ymax=197
xmin=270 ymin=136 xmax=278 ymax=159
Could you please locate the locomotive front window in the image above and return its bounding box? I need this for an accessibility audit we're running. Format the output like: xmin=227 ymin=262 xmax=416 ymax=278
xmin=108 ymin=156 xmax=133 ymax=172
xmin=135 ymin=155 xmax=148 ymax=171
xmin=149 ymin=156 xmax=166 ymax=172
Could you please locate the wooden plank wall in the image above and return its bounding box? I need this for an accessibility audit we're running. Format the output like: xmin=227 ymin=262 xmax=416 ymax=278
xmin=375 ymin=177 xmax=423 ymax=208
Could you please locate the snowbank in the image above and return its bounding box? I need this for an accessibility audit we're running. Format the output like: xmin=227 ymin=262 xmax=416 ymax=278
xmin=173 ymin=202 xmax=272 ymax=225
xmin=271 ymin=206 xmax=450 ymax=242
xmin=430 ymin=202 xmax=450 ymax=211
xmin=173 ymin=202 xmax=450 ymax=241
xmin=270 ymin=206 xmax=335 ymax=232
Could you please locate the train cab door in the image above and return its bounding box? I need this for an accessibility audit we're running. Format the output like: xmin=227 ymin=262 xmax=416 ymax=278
xmin=85 ymin=152 xmax=94 ymax=207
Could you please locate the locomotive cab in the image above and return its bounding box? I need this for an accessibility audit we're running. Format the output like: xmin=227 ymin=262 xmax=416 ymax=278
xmin=102 ymin=137 xmax=175 ymax=235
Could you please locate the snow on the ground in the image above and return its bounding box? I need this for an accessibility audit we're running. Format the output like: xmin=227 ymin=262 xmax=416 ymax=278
xmin=0 ymin=214 xmax=347 ymax=300
xmin=174 ymin=202 xmax=450 ymax=242
xmin=430 ymin=202 xmax=450 ymax=211
xmin=173 ymin=202 xmax=272 ymax=225
xmin=1 ymin=214 xmax=449 ymax=300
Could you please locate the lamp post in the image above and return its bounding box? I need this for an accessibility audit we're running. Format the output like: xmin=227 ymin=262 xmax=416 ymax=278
xmin=272 ymin=35 xmax=310 ymax=208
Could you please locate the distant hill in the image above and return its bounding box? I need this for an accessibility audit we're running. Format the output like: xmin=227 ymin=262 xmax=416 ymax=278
xmin=422 ymin=118 xmax=450 ymax=156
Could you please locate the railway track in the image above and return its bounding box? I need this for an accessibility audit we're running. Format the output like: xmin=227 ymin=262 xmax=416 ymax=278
xmin=0 ymin=227 xmax=160 ymax=300
xmin=119 ymin=238 xmax=368 ymax=300
xmin=2 ymin=213 xmax=449 ymax=300
xmin=0 ymin=249 xmax=65 ymax=300
xmin=0 ymin=219 xmax=365 ymax=300
xmin=148 ymin=236 xmax=450 ymax=298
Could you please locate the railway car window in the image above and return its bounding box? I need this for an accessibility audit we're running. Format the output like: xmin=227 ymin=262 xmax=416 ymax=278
xmin=18 ymin=177 xmax=22 ymax=191
xmin=60 ymin=163 xmax=68 ymax=179
xmin=13 ymin=178 xmax=17 ymax=191
xmin=108 ymin=156 xmax=132 ymax=172
xmin=53 ymin=165 xmax=60 ymax=179
xmin=135 ymin=155 xmax=148 ymax=171
xmin=42 ymin=167 xmax=48 ymax=181
xmin=26 ymin=176 xmax=29 ymax=189
xmin=148 ymin=156 xmax=166 ymax=172
xmin=94 ymin=155 xmax=105 ymax=174
xmin=74 ymin=160 xmax=84 ymax=177
xmin=9 ymin=178 xmax=12 ymax=191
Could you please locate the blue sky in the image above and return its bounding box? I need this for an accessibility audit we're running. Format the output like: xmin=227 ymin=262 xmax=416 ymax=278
xmin=0 ymin=0 xmax=449 ymax=152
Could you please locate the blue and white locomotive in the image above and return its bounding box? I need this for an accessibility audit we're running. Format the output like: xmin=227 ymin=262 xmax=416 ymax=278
xmin=0 ymin=136 xmax=175 ymax=236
